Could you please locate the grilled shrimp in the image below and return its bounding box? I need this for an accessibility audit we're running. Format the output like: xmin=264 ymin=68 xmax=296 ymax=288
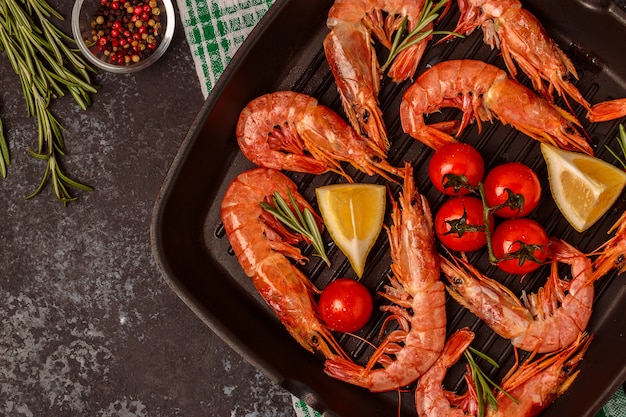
xmin=487 ymin=332 xmax=592 ymax=417
xmin=324 ymin=0 xmax=432 ymax=154
xmin=400 ymin=59 xmax=593 ymax=155
xmin=324 ymin=163 xmax=447 ymax=391
xmin=446 ymin=0 xmax=590 ymax=111
xmin=221 ymin=168 xmax=345 ymax=359
xmin=591 ymin=210 xmax=626 ymax=280
xmin=236 ymin=91 xmax=403 ymax=182
xmin=441 ymin=238 xmax=594 ymax=353
xmin=415 ymin=328 xmax=478 ymax=417
xmin=416 ymin=330 xmax=592 ymax=417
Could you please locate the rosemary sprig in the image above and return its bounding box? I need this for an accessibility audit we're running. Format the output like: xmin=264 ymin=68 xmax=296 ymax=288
xmin=25 ymin=151 xmax=93 ymax=204
xmin=464 ymin=347 xmax=516 ymax=417
xmin=605 ymin=123 xmax=626 ymax=170
xmin=260 ymin=190 xmax=331 ymax=267
xmin=381 ymin=0 xmax=462 ymax=72
xmin=0 ymin=0 xmax=97 ymax=204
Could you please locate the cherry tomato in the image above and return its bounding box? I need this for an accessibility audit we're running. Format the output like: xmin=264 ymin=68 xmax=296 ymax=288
xmin=435 ymin=196 xmax=494 ymax=252
xmin=484 ymin=162 xmax=542 ymax=218
xmin=428 ymin=143 xmax=485 ymax=196
xmin=318 ymin=278 xmax=373 ymax=333
xmin=492 ymin=218 xmax=550 ymax=274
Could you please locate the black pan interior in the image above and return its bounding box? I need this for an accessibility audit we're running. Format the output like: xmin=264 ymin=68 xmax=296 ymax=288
xmin=151 ymin=0 xmax=626 ymax=415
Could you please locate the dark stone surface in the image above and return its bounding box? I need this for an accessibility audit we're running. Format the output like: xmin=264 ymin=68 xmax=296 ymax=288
xmin=0 ymin=1 xmax=294 ymax=416
xmin=3 ymin=2 xmax=626 ymax=417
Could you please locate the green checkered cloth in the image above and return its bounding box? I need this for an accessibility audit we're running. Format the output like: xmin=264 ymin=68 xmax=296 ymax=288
xmin=176 ymin=1 xmax=626 ymax=416
xmin=599 ymin=386 xmax=626 ymax=417
xmin=291 ymin=395 xmax=323 ymax=417
xmin=176 ymin=0 xmax=275 ymax=98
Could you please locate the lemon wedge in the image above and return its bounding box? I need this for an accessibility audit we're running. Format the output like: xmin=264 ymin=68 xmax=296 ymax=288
xmin=316 ymin=183 xmax=386 ymax=278
xmin=540 ymin=143 xmax=626 ymax=232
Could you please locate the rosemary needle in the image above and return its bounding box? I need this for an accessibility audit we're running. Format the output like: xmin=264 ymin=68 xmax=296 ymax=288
xmin=261 ymin=190 xmax=331 ymax=267
xmin=0 ymin=116 xmax=9 ymax=178
xmin=605 ymin=123 xmax=626 ymax=170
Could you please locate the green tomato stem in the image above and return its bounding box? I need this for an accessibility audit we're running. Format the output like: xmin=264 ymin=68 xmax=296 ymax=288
xmin=477 ymin=182 xmax=498 ymax=264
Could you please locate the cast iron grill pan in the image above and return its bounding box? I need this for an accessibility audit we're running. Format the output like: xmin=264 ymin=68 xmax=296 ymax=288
xmin=151 ymin=0 xmax=626 ymax=415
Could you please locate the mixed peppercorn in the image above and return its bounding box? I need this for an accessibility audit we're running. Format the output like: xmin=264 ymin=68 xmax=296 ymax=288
xmin=90 ymin=0 xmax=163 ymax=65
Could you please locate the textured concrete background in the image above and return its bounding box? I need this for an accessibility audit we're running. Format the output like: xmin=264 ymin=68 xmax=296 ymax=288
xmin=3 ymin=1 xmax=626 ymax=417
xmin=0 ymin=1 xmax=295 ymax=416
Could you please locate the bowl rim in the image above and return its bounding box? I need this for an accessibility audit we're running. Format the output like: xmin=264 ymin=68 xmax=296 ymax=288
xmin=71 ymin=0 xmax=176 ymax=73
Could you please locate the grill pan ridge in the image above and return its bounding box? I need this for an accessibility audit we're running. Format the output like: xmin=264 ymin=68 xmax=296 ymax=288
xmin=151 ymin=0 xmax=626 ymax=416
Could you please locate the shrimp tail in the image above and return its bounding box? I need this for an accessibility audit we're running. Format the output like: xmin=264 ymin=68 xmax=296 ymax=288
xmin=587 ymin=98 xmax=626 ymax=123
xmin=399 ymin=94 xmax=460 ymax=151
xmin=323 ymin=357 xmax=373 ymax=389
xmin=408 ymin=125 xmax=459 ymax=151
xmin=414 ymin=328 xmax=476 ymax=417
xmin=493 ymin=332 xmax=593 ymax=416
xmin=438 ymin=0 xmax=483 ymax=43
xmin=386 ymin=40 xmax=428 ymax=82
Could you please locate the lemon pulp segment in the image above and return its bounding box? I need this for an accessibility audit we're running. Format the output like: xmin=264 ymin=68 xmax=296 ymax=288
xmin=316 ymin=184 xmax=386 ymax=277
xmin=541 ymin=143 xmax=626 ymax=232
